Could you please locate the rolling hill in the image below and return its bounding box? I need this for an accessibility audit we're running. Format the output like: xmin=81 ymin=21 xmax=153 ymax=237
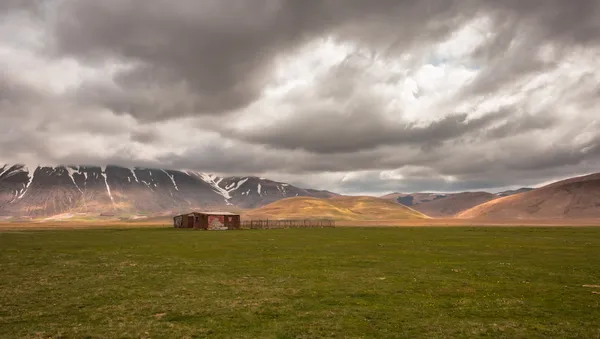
xmin=457 ymin=173 xmax=600 ymax=219
xmin=243 ymin=196 xmax=430 ymax=221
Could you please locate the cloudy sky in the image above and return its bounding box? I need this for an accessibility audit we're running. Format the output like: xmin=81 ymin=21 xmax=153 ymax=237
xmin=1 ymin=0 xmax=599 ymax=195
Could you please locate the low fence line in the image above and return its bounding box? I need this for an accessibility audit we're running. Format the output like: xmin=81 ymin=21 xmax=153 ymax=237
xmin=240 ymin=219 xmax=335 ymax=229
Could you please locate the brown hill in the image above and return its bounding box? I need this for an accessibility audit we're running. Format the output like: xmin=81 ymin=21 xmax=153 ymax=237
xmin=412 ymin=192 xmax=497 ymax=217
xmin=243 ymin=196 xmax=430 ymax=221
xmin=457 ymin=173 xmax=600 ymax=219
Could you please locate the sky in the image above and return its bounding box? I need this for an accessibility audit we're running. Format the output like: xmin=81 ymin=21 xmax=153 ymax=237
xmin=1 ymin=0 xmax=599 ymax=196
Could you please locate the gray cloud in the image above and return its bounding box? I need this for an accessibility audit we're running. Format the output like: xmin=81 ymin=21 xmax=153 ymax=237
xmin=130 ymin=127 xmax=161 ymax=144
xmin=0 ymin=0 xmax=41 ymax=14
xmin=224 ymin=110 xmax=515 ymax=154
xmin=1 ymin=0 xmax=600 ymax=195
xmin=49 ymin=0 xmax=478 ymax=121
xmin=0 ymin=73 xmax=44 ymax=106
xmin=459 ymin=0 xmax=600 ymax=98
xmin=213 ymin=56 xmax=556 ymax=154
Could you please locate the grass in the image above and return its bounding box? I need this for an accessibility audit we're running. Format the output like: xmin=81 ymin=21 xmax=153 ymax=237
xmin=0 ymin=227 xmax=599 ymax=338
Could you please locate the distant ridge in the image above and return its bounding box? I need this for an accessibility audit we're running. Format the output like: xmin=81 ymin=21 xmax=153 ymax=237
xmin=410 ymin=192 xmax=497 ymax=217
xmin=496 ymin=188 xmax=534 ymax=197
xmin=380 ymin=188 xmax=537 ymax=217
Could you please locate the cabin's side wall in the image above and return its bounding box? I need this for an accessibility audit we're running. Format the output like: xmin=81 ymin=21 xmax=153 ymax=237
xmin=173 ymin=215 xmax=184 ymax=228
xmin=199 ymin=214 xmax=209 ymax=230
xmin=206 ymin=215 xmax=226 ymax=230
xmin=174 ymin=213 xmax=242 ymax=230
xmin=185 ymin=214 xmax=196 ymax=228
xmin=224 ymin=215 xmax=241 ymax=229
xmin=190 ymin=213 xmax=200 ymax=229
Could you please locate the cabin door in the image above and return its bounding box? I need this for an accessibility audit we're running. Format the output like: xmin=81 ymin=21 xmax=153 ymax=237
xmin=188 ymin=215 xmax=195 ymax=228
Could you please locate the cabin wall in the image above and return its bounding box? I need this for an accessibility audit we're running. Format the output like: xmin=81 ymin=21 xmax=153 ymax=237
xmin=174 ymin=213 xmax=242 ymax=230
xmin=224 ymin=215 xmax=241 ymax=229
xmin=191 ymin=213 xmax=202 ymax=229
xmin=199 ymin=214 xmax=209 ymax=230
xmin=173 ymin=215 xmax=184 ymax=228
xmin=205 ymin=215 xmax=224 ymax=230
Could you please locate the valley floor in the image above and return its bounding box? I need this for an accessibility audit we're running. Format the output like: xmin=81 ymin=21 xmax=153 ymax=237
xmin=336 ymin=218 xmax=600 ymax=227
xmin=1 ymin=227 xmax=599 ymax=338
xmin=1 ymin=217 xmax=600 ymax=231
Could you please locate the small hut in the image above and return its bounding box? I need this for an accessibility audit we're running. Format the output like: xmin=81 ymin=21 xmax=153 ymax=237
xmin=173 ymin=211 xmax=241 ymax=230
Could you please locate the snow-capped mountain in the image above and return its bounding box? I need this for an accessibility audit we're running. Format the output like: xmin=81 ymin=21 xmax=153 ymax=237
xmin=218 ymin=176 xmax=335 ymax=208
xmin=0 ymin=165 xmax=338 ymax=217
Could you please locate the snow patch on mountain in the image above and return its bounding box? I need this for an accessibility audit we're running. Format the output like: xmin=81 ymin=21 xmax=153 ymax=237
xmin=277 ymin=184 xmax=287 ymax=196
xmin=0 ymin=165 xmax=24 ymax=180
xmin=130 ymin=167 xmax=139 ymax=183
xmin=196 ymin=172 xmax=231 ymax=200
xmin=16 ymin=164 xmax=37 ymax=200
xmin=66 ymin=166 xmax=83 ymax=194
xmin=188 ymin=172 xmax=252 ymax=205
xmin=100 ymin=166 xmax=116 ymax=207
xmin=231 ymin=178 xmax=249 ymax=192
xmin=162 ymin=170 xmax=179 ymax=191
xmin=0 ymin=165 xmax=9 ymax=178
xmin=224 ymin=178 xmax=249 ymax=191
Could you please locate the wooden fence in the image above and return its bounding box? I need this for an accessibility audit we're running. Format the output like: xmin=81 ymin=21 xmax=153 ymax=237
xmin=241 ymin=219 xmax=335 ymax=229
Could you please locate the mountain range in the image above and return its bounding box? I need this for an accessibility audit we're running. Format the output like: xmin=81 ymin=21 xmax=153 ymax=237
xmin=379 ymin=189 xmax=534 ymax=217
xmin=2 ymin=164 xmax=599 ymax=220
xmin=0 ymin=165 xmax=337 ymax=217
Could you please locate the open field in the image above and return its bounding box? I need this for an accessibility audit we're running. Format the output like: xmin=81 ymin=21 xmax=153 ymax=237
xmin=335 ymin=218 xmax=600 ymax=227
xmin=2 ymin=217 xmax=600 ymax=231
xmin=1 ymin=227 xmax=600 ymax=338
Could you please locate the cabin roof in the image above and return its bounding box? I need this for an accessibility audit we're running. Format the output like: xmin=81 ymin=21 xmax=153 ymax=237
xmin=174 ymin=211 xmax=239 ymax=217
xmin=198 ymin=211 xmax=238 ymax=215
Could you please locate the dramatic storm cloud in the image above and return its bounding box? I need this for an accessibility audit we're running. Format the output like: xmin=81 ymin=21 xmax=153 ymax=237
xmin=1 ymin=0 xmax=600 ymax=195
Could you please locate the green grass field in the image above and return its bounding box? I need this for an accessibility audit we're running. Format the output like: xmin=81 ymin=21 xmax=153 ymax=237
xmin=1 ymin=227 xmax=599 ymax=338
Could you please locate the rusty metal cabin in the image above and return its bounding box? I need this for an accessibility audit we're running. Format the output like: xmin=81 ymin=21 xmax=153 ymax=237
xmin=173 ymin=212 xmax=241 ymax=230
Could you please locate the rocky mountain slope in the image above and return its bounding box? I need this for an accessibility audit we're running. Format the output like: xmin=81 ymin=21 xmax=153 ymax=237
xmin=0 ymin=165 xmax=338 ymax=217
xmin=457 ymin=173 xmax=600 ymax=219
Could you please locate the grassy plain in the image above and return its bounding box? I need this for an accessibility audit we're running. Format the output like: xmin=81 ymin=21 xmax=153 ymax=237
xmin=1 ymin=227 xmax=599 ymax=338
